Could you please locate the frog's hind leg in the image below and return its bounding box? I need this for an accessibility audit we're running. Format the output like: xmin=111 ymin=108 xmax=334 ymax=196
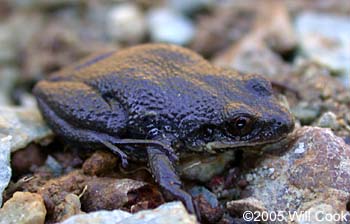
xmin=147 ymin=146 xmax=198 ymax=216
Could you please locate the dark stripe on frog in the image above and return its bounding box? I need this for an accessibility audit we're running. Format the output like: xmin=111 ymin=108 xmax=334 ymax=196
xmin=74 ymin=51 xmax=115 ymax=71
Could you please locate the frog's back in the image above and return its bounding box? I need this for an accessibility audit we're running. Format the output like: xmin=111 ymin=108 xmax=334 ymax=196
xmin=46 ymin=44 xmax=250 ymax=138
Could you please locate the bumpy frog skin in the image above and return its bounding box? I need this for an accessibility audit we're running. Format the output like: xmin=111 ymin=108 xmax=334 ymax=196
xmin=33 ymin=44 xmax=294 ymax=216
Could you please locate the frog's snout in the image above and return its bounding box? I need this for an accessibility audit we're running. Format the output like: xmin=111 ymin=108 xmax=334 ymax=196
xmin=271 ymin=112 xmax=295 ymax=136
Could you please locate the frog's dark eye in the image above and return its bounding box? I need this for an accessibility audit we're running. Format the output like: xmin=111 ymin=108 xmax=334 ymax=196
xmin=227 ymin=115 xmax=254 ymax=137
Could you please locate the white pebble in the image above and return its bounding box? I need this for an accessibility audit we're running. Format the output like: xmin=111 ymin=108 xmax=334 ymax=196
xmin=106 ymin=3 xmax=146 ymax=43
xmin=147 ymin=8 xmax=195 ymax=45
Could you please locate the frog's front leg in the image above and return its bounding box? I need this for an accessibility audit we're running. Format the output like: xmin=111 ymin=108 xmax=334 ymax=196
xmin=147 ymin=146 xmax=197 ymax=216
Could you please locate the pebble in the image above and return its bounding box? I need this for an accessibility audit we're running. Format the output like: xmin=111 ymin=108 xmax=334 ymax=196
xmin=81 ymin=178 xmax=162 ymax=212
xmin=189 ymin=186 xmax=218 ymax=208
xmin=0 ymin=136 xmax=11 ymax=206
xmin=226 ymin=197 xmax=266 ymax=217
xmin=0 ymin=24 xmax=16 ymax=63
xmin=0 ymin=105 xmax=52 ymax=205
xmin=147 ymin=8 xmax=195 ymax=45
xmin=106 ymin=3 xmax=146 ymax=43
xmin=45 ymin=155 xmax=64 ymax=177
xmin=61 ymin=202 xmax=198 ymax=224
xmin=178 ymin=151 xmax=235 ymax=182
xmin=167 ymin=0 xmax=213 ymax=14
xmin=291 ymin=103 xmax=320 ymax=125
xmin=0 ymin=106 xmax=53 ymax=151
xmin=316 ymin=111 xmax=340 ymax=130
xmin=0 ymin=67 xmax=19 ymax=105
xmin=82 ymin=150 xmax=118 ymax=176
xmin=0 ymin=192 xmax=46 ymax=224
xmin=189 ymin=186 xmax=223 ymax=223
xmin=295 ymin=12 xmax=350 ymax=87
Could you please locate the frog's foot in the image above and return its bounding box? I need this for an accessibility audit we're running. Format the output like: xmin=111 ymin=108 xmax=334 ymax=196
xmin=109 ymin=138 xmax=178 ymax=163
xmin=147 ymin=146 xmax=199 ymax=218
xmin=99 ymin=140 xmax=129 ymax=168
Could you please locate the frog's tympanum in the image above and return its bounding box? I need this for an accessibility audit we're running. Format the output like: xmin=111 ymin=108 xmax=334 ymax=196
xmin=33 ymin=44 xmax=294 ymax=216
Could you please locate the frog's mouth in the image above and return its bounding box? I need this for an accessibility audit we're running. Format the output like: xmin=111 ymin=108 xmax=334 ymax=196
xmin=204 ymin=133 xmax=289 ymax=153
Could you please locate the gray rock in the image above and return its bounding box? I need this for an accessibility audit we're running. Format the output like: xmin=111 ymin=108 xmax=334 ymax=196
xmin=240 ymin=127 xmax=350 ymax=224
xmin=316 ymin=111 xmax=340 ymax=130
xmin=147 ymin=8 xmax=195 ymax=45
xmin=0 ymin=136 xmax=11 ymax=206
xmin=0 ymin=24 xmax=16 ymax=63
xmin=106 ymin=3 xmax=146 ymax=43
xmin=189 ymin=186 xmax=218 ymax=208
xmin=291 ymin=102 xmax=320 ymax=125
xmin=0 ymin=105 xmax=53 ymax=152
xmin=178 ymin=151 xmax=234 ymax=182
xmin=0 ymin=192 xmax=47 ymax=224
xmin=61 ymin=202 xmax=198 ymax=224
xmin=0 ymin=105 xmax=52 ymax=205
xmin=167 ymin=0 xmax=213 ymax=14
xmin=295 ymin=12 xmax=350 ymax=87
xmin=0 ymin=67 xmax=19 ymax=105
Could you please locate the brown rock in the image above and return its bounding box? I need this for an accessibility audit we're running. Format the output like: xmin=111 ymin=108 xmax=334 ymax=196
xmin=226 ymin=197 xmax=266 ymax=217
xmin=82 ymin=150 xmax=118 ymax=176
xmin=55 ymin=193 xmax=82 ymax=222
xmin=81 ymin=177 xmax=163 ymax=212
xmin=213 ymin=1 xmax=295 ymax=79
xmin=0 ymin=192 xmax=46 ymax=224
xmin=195 ymin=195 xmax=224 ymax=224
xmin=37 ymin=170 xmax=86 ymax=222
xmin=190 ymin=4 xmax=256 ymax=57
xmin=11 ymin=144 xmax=47 ymax=177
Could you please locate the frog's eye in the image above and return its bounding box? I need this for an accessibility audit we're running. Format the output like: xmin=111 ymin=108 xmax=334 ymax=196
xmin=227 ymin=115 xmax=254 ymax=136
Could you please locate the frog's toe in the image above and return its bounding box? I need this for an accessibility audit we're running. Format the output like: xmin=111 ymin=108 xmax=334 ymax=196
xmin=99 ymin=140 xmax=129 ymax=168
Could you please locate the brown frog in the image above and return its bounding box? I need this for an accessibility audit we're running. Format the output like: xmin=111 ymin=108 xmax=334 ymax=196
xmin=33 ymin=44 xmax=294 ymax=217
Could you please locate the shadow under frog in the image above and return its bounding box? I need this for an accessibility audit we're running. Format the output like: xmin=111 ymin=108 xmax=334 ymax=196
xmin=33 ymin=44 xmax=294 ymax=218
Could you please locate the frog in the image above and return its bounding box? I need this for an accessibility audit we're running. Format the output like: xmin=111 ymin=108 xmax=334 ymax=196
xmin=33 ymin=43 xmax=294 ymax=217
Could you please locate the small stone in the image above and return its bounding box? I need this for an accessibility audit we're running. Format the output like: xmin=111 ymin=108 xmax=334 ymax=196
xmin=291 ymin=103 xmax=320 ymax=125
xmin=167 ymin=0 xmax=213 ymax=14
xmin=0 ymin=135 xmax=11 ymax=206
xmin=106 ymin=3 xmax=146 ymax=43
xmin=178 ymin=151 xmax=235 ymax=182
xmin=189 ymin=186 xmax=218 ymax=208
xmin=147 ymin=8 xmax=195 ymax=45
xmin=55 ymin=194 xmax=82 ymax=222
xmin=0 ymin=192 xmax=46 ymax=224
xmin=81 ymin=178 xmax=163 ymax=212
xmin=61 ymin=202 xmax=198 ymax=224
xmin=0 ymin=105 xmax=53 ymax=152
xmin=316 ymin=111 xmax=340 ymax=130
xmin=295 ymin=12 xmax=350 ymax=86
xmin=226 ymin=197 xmax=267 ymax=217
xmin=0 ymin=24 xmax=16 ymax=63
xmin=45 ymin=155 xmax=64 ymax=177
xmin=11 ymin=144 xmax=47 ymax=177
xmin=213 ymin=1 xmax=295 ymax=79
xmin=189 ymin=186 xmax=223 ymax=223
xmin=82 ymin=150 xmax=118 ymax=176
xmin=0 ymin=67 xmax=19 ymax=105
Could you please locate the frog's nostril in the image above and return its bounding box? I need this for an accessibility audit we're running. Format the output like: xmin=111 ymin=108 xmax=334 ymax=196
xmin=273 ymin=116 xmax=294 ymax=133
